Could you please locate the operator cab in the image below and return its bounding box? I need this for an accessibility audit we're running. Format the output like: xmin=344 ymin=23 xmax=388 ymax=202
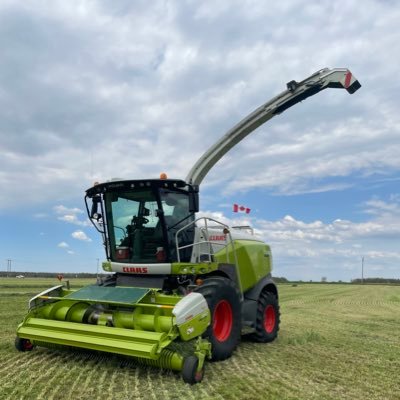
xmin=85 ymin=179 xmax=199 ymax=264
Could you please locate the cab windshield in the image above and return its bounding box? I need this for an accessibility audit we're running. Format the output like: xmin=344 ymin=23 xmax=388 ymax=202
xmin=105 ymin=188 xmax=193 ymax=263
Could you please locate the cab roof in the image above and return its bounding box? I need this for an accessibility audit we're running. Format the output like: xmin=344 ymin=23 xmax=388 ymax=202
xmin=86 ymin=179 xmax=190 ymax=197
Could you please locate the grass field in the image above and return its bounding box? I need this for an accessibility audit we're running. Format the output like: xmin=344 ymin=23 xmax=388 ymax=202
xmin=0 ymin=278 xmax=399 ymax=400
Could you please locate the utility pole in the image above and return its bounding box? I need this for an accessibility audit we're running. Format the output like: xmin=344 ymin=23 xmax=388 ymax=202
xmin=6 ymin=259 xmax=12 ymax=276
xmin=96 ymin=258 xmax=100 ymax=278
xmin=361 ymin=256 xmax=364 ymax=284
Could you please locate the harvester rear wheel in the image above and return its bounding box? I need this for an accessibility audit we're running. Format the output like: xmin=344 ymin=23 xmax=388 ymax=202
xmin=195 ymin=277 xmax=241 ymax=361
xmin=15 ymin=337 xmax=35 ymax=352
xmin=251 ymin=291 xmax=280 ymax=343
xmin=182 ymin=356 xmax=204 ymax=384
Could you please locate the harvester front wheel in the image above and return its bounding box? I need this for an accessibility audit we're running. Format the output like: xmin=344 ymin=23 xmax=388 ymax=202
xmin=195 ymin=277 xmax=241 ymax=361
xmin=15 ymin=337 xmax=35 ymax=352
xmin=251 ymin=291 xmax=280 ymax=343
xmin=182 ymin=356 xmax=204 ymax=384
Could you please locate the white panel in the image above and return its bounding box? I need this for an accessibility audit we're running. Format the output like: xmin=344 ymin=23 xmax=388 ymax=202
xmin=109 ymin=262 xmax=172 ymax=274
xmin=29 ymin=285 xmax=63 ymax=309
xmin=173 ymin=292 xmax=209 ymax=326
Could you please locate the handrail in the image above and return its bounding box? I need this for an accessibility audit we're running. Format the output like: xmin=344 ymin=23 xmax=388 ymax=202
xmin=175 ymin=217 xmax=232 ymax=263
xmin=175 ymin=217 xmax=243 ymax=297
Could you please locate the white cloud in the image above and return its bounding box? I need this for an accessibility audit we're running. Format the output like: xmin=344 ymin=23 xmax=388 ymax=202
xmin=57 ymin=241 xmax=69 ymax=248
xmin=201 ymin=193 xmax=400 ymax=281
xmin=57 ymin=214 xmax=90 ymax=226
xmin=33 ymin=212 xmax=48 ymax=219
xmin=54 ymin=205 xmax=83 ymax=215
xmin=363 ymin=198 xmax=400 ymax=217
xmin=0 ymin=1 xmax=399 ymax=280
xmin=0 ymin=1 xmax=399 ymax=210
xmin=71 ymin=230 xmax=92 ymax=242
xmin=53 ymin=205 xmax=90 ymax=226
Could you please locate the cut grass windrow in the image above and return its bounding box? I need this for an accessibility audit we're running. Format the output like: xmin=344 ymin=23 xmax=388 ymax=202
xmin=1 ymin=279 xmax=399 ymax=400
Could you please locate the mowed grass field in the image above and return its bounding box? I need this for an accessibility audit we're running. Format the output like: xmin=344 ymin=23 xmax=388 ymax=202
xmin=0 ymin=278 xmax=399 ymax=400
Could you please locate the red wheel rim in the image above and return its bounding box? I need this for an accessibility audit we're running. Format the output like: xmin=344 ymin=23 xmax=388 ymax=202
xmin=23 ymin=340 xmax=33 ymax=350
xmin=213 ymin=300 xmax=233 ymax=342
xmin=263 ymin=305 xmax=276 ymax=334
xmin=195 ymin=369 xmax=204 ymax=382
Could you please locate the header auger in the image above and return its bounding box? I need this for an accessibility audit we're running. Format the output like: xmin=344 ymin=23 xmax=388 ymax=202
xmin=16 ymin=68 xmax=360 ymax=384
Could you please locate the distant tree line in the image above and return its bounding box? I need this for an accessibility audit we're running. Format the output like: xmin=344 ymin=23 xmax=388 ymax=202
xmin=0 ymin=271 xmax=105 ymax=278
xmin=272 ymin=277 xmax=289 ymax=283
xmin=1 ymin=272 xmax=399 ymax=285
xmin=273 ymin=276 xmax=400 ymax=285
xmin=351 ymin=278 xmax=400 ymax=285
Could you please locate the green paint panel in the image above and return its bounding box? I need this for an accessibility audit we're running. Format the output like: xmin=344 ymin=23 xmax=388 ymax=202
xmin=214 ymin=240 xmax=272 ymax=292
xmin=17 ymin=317 xmax=172 ymax=360
xmin=65 ymin=286 xmax=150 ymax=304
xmin=17 ymin=318 xmax=172 ymax=359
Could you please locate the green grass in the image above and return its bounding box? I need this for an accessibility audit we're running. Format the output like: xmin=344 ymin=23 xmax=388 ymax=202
xmin=0 ymin=278 xmax=399 ymax=399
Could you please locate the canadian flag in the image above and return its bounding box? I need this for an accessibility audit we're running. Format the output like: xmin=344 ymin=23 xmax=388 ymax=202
xmin=233 ymin=204 xmax=251 ymax=214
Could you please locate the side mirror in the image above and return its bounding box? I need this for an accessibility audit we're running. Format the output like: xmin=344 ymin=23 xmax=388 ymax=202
xmin=90 ymin=196 xmax=102 ymax=220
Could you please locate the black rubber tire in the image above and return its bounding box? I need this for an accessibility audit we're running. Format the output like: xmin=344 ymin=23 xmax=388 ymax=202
xmin=182 ymin=356 xmax=204 ymax=384
xmin=15 ymin=337 xmax=35 ymax=352
xmin=250 ymin=291 xmax=280 ymax=343
xmin=195 ymin=277 xmax=241 ymax=361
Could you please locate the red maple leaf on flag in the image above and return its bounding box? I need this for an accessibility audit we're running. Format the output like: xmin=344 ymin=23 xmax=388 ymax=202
xmin=233 ymin=204 xmax=251 ymax=214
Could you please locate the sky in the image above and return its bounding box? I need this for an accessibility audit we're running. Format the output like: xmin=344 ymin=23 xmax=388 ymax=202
xmin=1 ymin=0 xmax=399 ymax=281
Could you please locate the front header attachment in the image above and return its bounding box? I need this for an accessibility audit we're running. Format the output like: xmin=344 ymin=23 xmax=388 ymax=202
xmin=186 ymin=68 xmax=361 ymax=186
